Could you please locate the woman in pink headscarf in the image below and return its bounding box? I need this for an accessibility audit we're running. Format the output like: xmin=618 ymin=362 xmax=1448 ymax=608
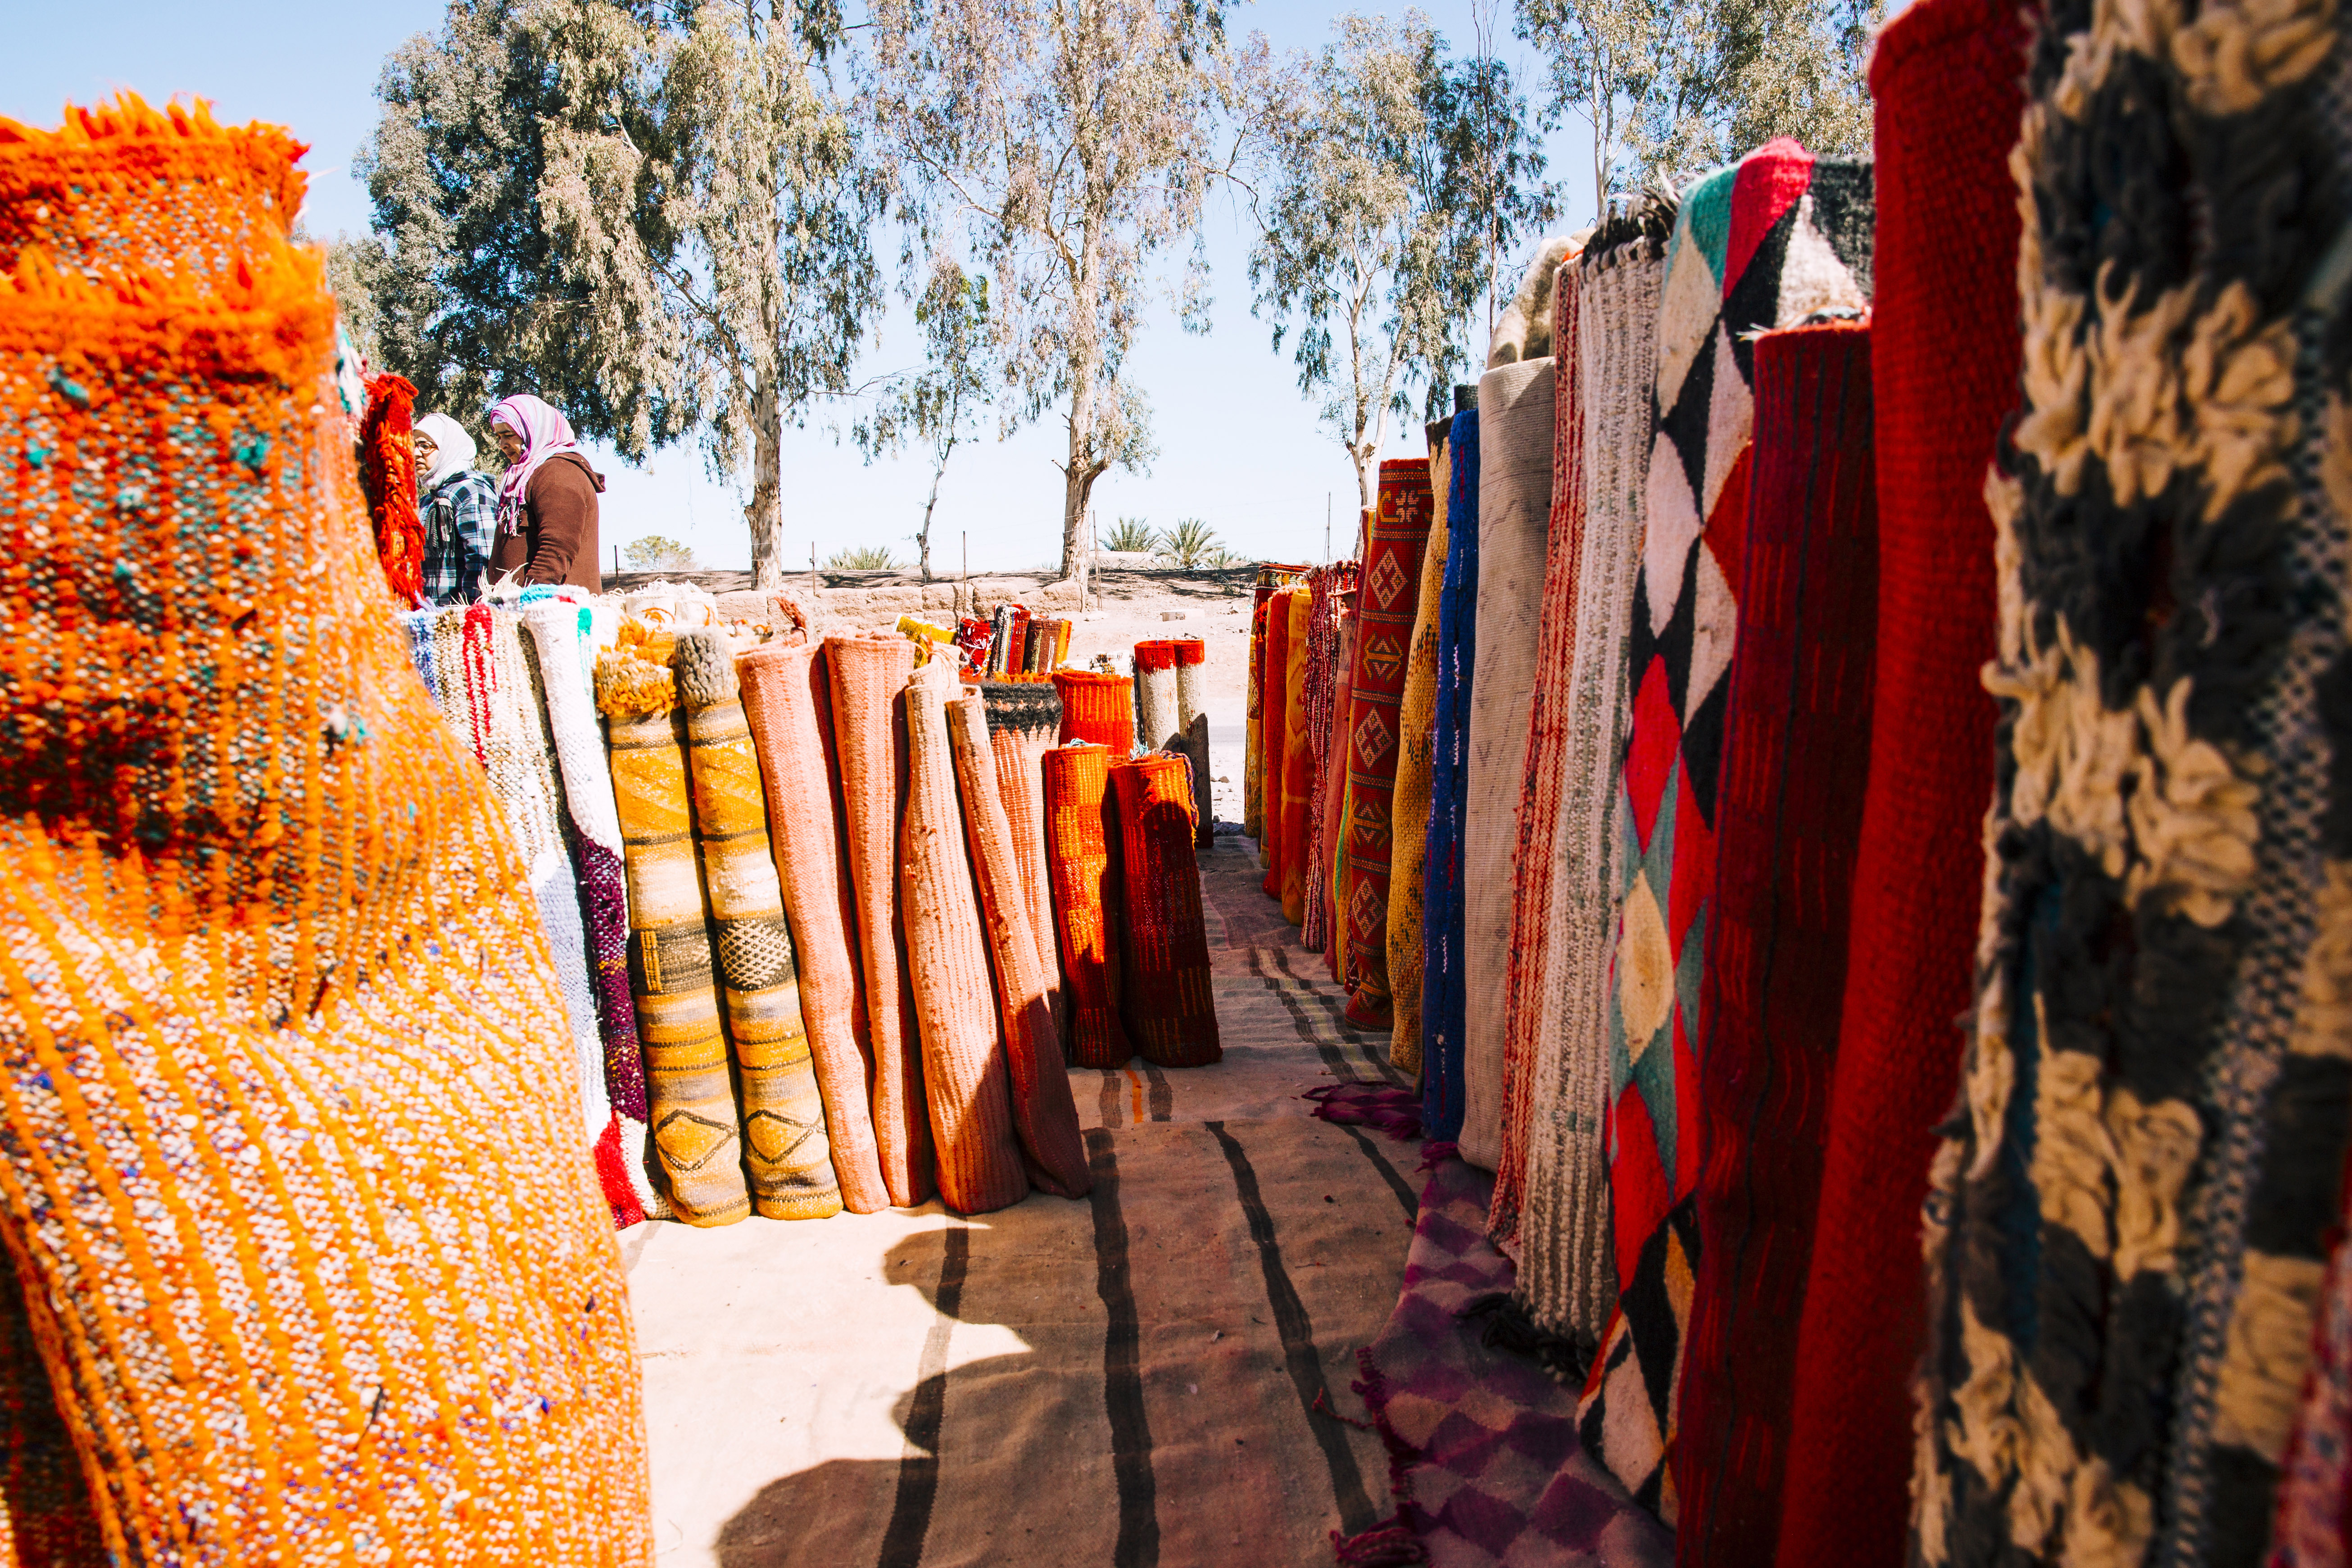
xmin=487 ymin=393 xmax=604 ymax=592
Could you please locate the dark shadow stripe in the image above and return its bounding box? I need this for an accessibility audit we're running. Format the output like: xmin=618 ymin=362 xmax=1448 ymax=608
xmin=1206 ymin=1119 xmax=1376 ymax=1538
xmin=1341 ymin=1124 xmax=1419 ymax=1223
xmin=878 ymin=1223 xmax=967 ymax=1568
xmin=1271 ymin=951 xmax=1405 ymax=1085
xmin=1098 ymin=1067 xmax=1124 ymax=1129
xmin=1087 ymin=1128 xmax=1159 ymax=1567
xmin=1246 ymin=948 xmax=1408 ymax=1089
xmin=1140 ymin=1061 xmax=1174 ymax=1122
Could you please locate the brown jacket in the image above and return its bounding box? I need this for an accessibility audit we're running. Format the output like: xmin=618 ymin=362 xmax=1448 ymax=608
xmin=490 ymin=451 xmax=603 ymax=593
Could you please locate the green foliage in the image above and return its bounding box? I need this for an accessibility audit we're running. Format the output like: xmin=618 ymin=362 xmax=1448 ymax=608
xmin=854 ymin=258 xmax=999 ymax=580
xmin=826 ymin=544 xmax=902 ymax=570
xmin=623 ymin=535 xmax=698 ymax=571
xmin=1157 ymin=518 xmax=1222 ymax=568
xmin=1101 ymin=517 xmax=1158 ymax=553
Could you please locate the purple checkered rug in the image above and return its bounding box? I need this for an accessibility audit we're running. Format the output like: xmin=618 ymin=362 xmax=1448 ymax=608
xmin=1333 ymin=1145 xmax=1670 ymax=1566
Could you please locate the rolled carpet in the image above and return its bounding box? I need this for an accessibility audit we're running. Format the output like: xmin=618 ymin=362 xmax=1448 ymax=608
xmin=1054 ymin=667 xmax=1136 ymax=756
xmin=738 ymin=629 xmax=892 ymax=1215
xmin=1580 ymin=140 xmax=1874 ymax=1524
xmin=983 ymin=680 xmax=1067 ymax=1032
xmin=1044 ymin=742 xmax=1131 ymax=1068
xmin=1342 ymin=459 xmax=1438 ymax=1030
xmin=1112 ymin=753 xmax=1223 ymax=1067
xmin=1459 ymin=356 xmax=1554 ymax=1173
xmin=1670 ymin=321 xmax=1876 ymax=1567
xmin=1388 ymin=427 xmax=1453 ymax=1073
xmin=826 ymin=633 xmax=935 ymax=1207
xmin=1243 ymin=566 xmax=1292 ymax=837
xmin=1280 ymin=587 xmax=1314 ymax=924
xmin=900 ymin=656 xmax=1028 ymax=1213
xmin=947 ymin=695 xmax=1091 ymax=1197
xmin=674 ymin=630 xmax=842 ymax=1222
xmin=1319 ymin=606 xmax=1357 ymax=985
xmin=1771 ymin=4 xmax=2024 ymax=1559
xmin=1134 ymin=639 xmax=1181 ymax=753
xmin=1491 ymin=251 xmax=1586 ymax=1249
xmin=1422 ymin=405 xmax=1481 ymax=1141
xmin=1301 ymin=567 xmax=1348 ymax=953
xmin=1174 ymin=638 xmax=1212 ymax=845
xmin=1513 ymin=207 xmax=1669 ymax=1344
xmin=1259 ymin=591 xmax=1296 ymax=888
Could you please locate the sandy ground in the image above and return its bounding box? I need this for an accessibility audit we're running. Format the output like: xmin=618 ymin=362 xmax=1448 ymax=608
xmin=610 ymin=566 xmax=1267 ymax=824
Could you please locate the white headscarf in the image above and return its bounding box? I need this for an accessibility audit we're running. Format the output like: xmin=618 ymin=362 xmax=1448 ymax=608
xmin=415 ymin=412 xmax=478 ymax=494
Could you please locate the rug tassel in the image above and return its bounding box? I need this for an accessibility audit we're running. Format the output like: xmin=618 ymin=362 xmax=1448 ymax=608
xmin=1328 ymin=1345 xmax=1431 ymax=1565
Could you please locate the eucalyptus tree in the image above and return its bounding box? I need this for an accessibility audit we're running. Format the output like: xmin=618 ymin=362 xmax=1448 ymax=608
xmin=358 ymin=0 xmax=884 ymax=587
xmin=1246 ymin=11 xmax=1550 ymax=508
xmin=853 ymin=257 xmax=1000 ymax=582
xmin=864 ymin=0 xmax=1242 ymax=582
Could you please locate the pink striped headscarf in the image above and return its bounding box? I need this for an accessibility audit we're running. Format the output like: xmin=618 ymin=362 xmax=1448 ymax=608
xmin=488 ymin=394 xmax=583 ymax=536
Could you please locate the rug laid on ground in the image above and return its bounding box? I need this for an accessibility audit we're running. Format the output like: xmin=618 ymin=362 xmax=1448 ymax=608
xmin=676 ymin=630 xmax=843 ymax=1222
xmin=1773 ymin=1 xmax=2024 ymax=1557
xmin=1422 ymin=406 xmax=1482 ymax=1142
xmin=901 ymin=657 xmax=1029 ymax=1215
xmin=1669 ymin=320 xmax=1877 ymax=1567
xmin=1341 ymin=1153 xmax=1673 ymax=1568
xmin=828 ymin=633 xmax=935 ymax=1208
xmin=1911 ymin=0 xmax=2352 ymax=1558
xmin=0 ymin=95 xmax=650 ymax=1563
xmin=1514 ymin=205 xmax=1669 ymax=1345
xmin=1344 ymin=460 xmax=1438 ymax=1030
xmin=628 ymin=838 xmax=1444 ymax=1568
xmin=1389 ymin=425 xmax=1455 ymax=1074
xmin=1581 ymin=141 xmax=1873 ymax=1522
xmin=948 ymin=693 xmax=1092 ymax=1197
xmin=1460 ymin=356 xmax=1555 ymax=1174
xmin=1114 ymin=753 xmax=1224 ymax=1068
xmin=739 ymin=630 xmax=893 ymax=1215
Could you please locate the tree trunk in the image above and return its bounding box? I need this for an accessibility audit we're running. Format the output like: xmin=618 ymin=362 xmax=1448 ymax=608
xmin=918 ymin=437 xmax=951 ymax=584
xmin=747 ymin=380 xmax=784 ymax=589
xmin=1060 ymin=348 xmax=1096 ymax=583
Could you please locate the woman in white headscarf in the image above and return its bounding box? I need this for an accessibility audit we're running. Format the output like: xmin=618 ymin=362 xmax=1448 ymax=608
xmin=414 ymin=413 xmax=498 ymax=606
xmin=487 ymin=394 xmax=604 ymax=592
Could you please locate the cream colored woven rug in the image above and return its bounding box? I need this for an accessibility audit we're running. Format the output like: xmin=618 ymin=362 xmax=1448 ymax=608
xmin=627 ymin=836 xmax=1419 ymax=1566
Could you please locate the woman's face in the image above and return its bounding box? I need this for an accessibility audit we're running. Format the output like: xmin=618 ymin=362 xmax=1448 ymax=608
xmin=412 ymin=429 xmax=438 ymax=480
xmin=494 ymin=424 xmax=526 ymax=467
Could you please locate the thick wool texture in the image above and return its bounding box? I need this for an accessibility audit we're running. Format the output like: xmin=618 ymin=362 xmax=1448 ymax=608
xmin=900 ymin=657 xmax=1028 ymax=1214
xmin=674 ymin=630 xmax=842 ymax=1222
xmin=1423 ymin=408 xmax=1483 ymax=1141
xmin=359 ymin=372 xmax=422 ymax=607
xmin=1908 ymin=0 xmax=2352 ymax=1558
xmin=1043 ymin=743 xmax=1131 ymax=1067
xmin=1460 ymin=357 xmax=1556 ymax=1172
xmin=1342 ymin=460 xmax=1439 ymax=1028
xmin=1514 ymin=216 xmax=1669 ymax=1341
xmin=1260 ymin=594 xmax=1297 ymax=886
xmin=825 ymin=634 xmax=934 ymax=1206
xmin=598 ymin=636 xmax=752 ymax=1227
xmin=1112 ymin=755 xmax=1223 ymax=1066
xmin=736 ymin=630 xmax=892 ymax=1215
xmin=983 ymin=683 xmax=1066 ymax=1035
xmin=1319 ymin=608 xmax=1358 ymax=981
xmin=1488 ymin=233 xmax=1577 ymax=367
xmin=1771 ymin=6 xmax=2023 ymax=1561
xmin=0 ymin=97 xmax=652 ymax=1563
xmin=1389 ymin=431 xmax=1454 ymax=1072
xmin=2271 ymin=1151 xmax=2352 ymax=1565
xmin=1053 ymin=668 xmax=1137 ymax=757
xmin=1301 ymin=567 xmax=1357 ymax=953
xmin=1492 ymin=252 xmax=1588 ymax=1249
xmin=1669 ymin=322 xmax=1877 ymax=1568
xmin=1581 ymin=144 xmax=1873 ymax=1524
xmin=947 ymin=694 xmax=1091 ymax=1197
xmin=1280 ymin=588 xmax=1316 ymax=924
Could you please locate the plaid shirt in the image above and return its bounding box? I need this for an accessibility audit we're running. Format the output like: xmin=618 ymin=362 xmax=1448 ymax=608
xmin=420 ymin=470 xmax=498 ymax=606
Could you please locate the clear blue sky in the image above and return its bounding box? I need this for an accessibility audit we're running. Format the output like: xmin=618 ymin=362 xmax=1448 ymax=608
xmin=8 ymin=1 xmax=1600 ymax=572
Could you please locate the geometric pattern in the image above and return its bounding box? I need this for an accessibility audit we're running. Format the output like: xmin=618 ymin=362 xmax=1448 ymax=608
xmin=1341 ymin=459 xmax=1438 ymax=1027
xmin=1580 ymin=138 xmax=1873 ymax=1523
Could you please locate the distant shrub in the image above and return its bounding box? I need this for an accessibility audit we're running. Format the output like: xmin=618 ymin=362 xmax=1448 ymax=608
xmin=826 ymin=544 xmax=901 ymax=570
xmin=1157 ymin=517 xmax=1222 ymax=567
xmin=1101 ymin=516 xmax=1157 ymax=553
xmin=623 ymin=534 xmax=698 ymax=572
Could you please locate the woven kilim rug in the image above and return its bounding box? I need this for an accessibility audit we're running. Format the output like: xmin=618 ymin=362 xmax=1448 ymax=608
xmin=1318 ymin=607 xmax=1358 ymax=981
xmin=0 ymin=97 xmax=651 ymax=1561
xmin=1302 ymin=567 xmax=1357 ymax=955
xmin=1423 ymin=406 xmax=1482 ymax=1144
xmin=1262 ymin=591 xmax=1299 ymax=887
xmin=1912 ymin=0 xmax=2352 ymax=1556
xmin=628 ymin=838 xmax=1441 ymax=1565
xmin=1670 ymin=321 xmax=1876 ymax=1568
xmin=1460 ymin=357 xmax=1555 ymax=1174
xmin=1390 ymin=431 xmax=1455 ymax=1074
xmin=1581 ymin=141 xmax=1873 ymax=1523
xmin=1343 ymin=460 xmax=1437 ymax=1030
xmin=1281 ymin=588 xmax=1315 ymax=924
xmin=1773 ymin=1 xmax=2024 ymax=1557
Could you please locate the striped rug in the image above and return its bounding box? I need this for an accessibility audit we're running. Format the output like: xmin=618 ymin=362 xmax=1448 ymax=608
xmin=629 ymin=838 xmax=1428 ymax=1565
